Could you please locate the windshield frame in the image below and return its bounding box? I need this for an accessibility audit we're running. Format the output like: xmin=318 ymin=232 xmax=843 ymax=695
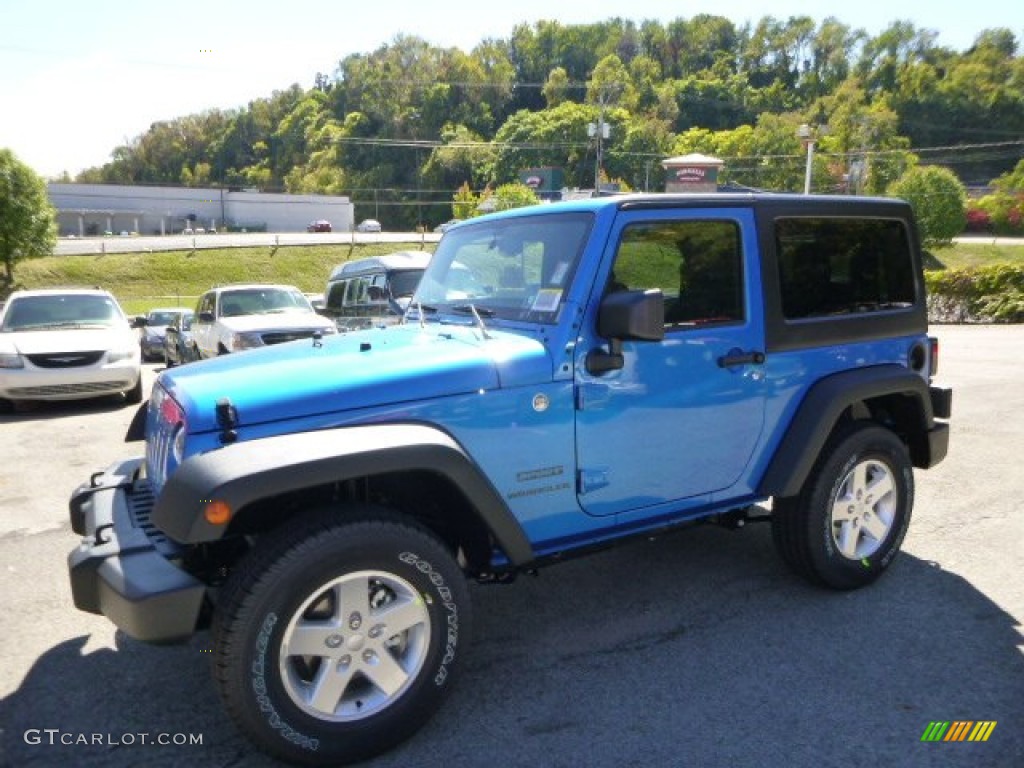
xmin=410 ymin=211 xmax=594 ymax=326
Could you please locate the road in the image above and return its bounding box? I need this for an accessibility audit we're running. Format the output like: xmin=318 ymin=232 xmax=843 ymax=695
xmin=0 ymin=325 xmax=1022 ymax=767
xmin=54 ymin=231 xmax=440 ymax=256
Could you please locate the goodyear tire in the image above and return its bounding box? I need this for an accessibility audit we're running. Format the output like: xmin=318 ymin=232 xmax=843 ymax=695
xmin=772 ymin=422 xmax=913 ymax=590
xmin=212 ymin=510 xmax=470 ymax=765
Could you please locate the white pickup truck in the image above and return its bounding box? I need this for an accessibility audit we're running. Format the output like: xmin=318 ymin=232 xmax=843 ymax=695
xmin=190 ymin=283 xmax=336 ymax=358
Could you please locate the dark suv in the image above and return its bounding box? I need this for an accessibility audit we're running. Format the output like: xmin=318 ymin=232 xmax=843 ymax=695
xmin=67 ymin=194 xmax=950 ymax=766
xmin=323 ymin=251 xmax=430 ymax=330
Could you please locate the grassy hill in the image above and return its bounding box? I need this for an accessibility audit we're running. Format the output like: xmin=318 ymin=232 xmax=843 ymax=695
xmin=10 ymin=238 xmax=1022 ymax=316
xmin=14 ymin=242 xmax=436 ymax=314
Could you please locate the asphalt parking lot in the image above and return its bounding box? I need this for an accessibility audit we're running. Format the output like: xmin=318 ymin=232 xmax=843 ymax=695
xmin=0 ymin=325 xmax=1021 ymax=767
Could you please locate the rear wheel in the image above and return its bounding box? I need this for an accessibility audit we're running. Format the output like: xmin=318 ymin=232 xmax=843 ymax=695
xmin=213 ymin=510 xmax=470 ymax=766
xmin=772 ymin=422 xmax=913 ymax=590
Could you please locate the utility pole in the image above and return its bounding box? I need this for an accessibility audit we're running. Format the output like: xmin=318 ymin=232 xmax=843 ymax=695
xmin=588 ymin=111 xmax=610 ymax=192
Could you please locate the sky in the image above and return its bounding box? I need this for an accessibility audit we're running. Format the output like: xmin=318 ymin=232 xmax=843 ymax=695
xmin=1 ymin=0 xmax=1020 ymax=179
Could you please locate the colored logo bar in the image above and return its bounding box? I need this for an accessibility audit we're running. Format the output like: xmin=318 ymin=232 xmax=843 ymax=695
xmin=921 ymin=721 xmax=997 ymax=742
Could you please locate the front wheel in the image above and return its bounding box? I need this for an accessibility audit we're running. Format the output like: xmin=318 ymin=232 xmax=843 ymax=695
xmin=212 ymin=511 xmax=470 ymax=766
xmin=772 ymin=422 xmax=913 ymax=590
xmin=124 ymin=375 xmax=144 ymax=404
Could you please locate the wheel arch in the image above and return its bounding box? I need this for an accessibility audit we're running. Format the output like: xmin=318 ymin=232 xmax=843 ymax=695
xmin=151 ymin=423 xmax=533 ymax=571
xmin=759 ymin=365 xmax=937 ymax=499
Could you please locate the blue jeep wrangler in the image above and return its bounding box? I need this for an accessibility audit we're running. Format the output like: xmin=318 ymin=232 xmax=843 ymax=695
xmin=68 ymin=194 xmax=951 ymax=765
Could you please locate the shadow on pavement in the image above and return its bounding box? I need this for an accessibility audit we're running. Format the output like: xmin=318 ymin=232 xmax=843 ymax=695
xmin=0 ymin=395 xmax=132 ymax=423
xmin=2 ymin=526 xmax=1021 ymax=767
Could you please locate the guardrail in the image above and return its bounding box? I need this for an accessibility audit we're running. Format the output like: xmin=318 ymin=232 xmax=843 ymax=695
xmin=55 ymin=231 xmax=441 ymax=256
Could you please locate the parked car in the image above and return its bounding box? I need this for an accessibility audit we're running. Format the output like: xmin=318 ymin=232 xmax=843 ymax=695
xmin=138 ymin=307 xmax=192 ymax=361
xmin=162 ymin=310 xmax=196 ymax=368
xmin=190 ymin=284 xmax=337 ymax=358
xmin=323 ymin=251 xmax=430 ymax=330
xmin=307 ymin=220 xmax=332 ymax=233
xmin=0 ymin=288 xmax=142 ymax=408
xmin=67 ymin=193 xmax=952 ymax=765
xmin=355 ymin=218 xmax=382 ymax=233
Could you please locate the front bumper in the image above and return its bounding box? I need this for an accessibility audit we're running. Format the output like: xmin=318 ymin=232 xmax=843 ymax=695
xmin=141 ymin=336 xmax=165 ymax=359
xmin=0 ymin=360 xmax=140 ymax=401
xmin=67 ymin=458 xmax=205 ymax=644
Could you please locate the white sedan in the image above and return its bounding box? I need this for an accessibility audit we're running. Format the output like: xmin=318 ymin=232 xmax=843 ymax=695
xmin=0 ymin=289 xmax=142 ymax=409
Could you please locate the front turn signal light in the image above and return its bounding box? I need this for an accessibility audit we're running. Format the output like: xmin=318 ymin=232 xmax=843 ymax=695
xmin=204 ymin=500 xmax=232 ymax=526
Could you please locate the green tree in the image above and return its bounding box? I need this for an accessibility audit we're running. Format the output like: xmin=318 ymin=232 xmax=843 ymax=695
xmin=452 ymin=182 xmax=481 ymax=219
xmin=488 ymin=182 xmax=540 ymax=211
xmin=993 ymin=158 xmax=1024 ymax=192
xmin=587 ymin=54 xmax=637 ymax=112
xmin=0 ymin=149 xmax=56 ymax=292
xmin=888 ymin=165 xmax=967 ymax=246
xmin=542 ymin=67 xmax=571 ymax=107
xmin=422 ymin=124 xmax=497 ymax=191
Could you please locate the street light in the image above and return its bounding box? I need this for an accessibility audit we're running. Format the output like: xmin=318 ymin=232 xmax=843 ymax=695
xmin=796 ymin=123 xmax=816 ymax=195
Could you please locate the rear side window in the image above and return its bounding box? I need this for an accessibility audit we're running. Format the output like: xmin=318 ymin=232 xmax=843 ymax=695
xmin=776 ymin=218 xmax=916 ymax=320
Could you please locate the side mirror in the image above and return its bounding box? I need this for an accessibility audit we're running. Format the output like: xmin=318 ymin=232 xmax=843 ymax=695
xmin=132 ymin=315 xmax=147 ymax=328
xmin=587 ymin=289 xmax=664 ymax=374
xmin=597 ymin=289 xmax=665 ymax=341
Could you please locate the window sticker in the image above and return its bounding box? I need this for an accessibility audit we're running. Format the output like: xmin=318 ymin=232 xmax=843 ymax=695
xmin=532 ymin=289 xmax=562 ymax=312
xmin=550 ymin=261 xmax=569 ymax=284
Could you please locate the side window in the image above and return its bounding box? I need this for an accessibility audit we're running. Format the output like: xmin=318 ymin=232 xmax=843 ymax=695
xmin=325 ymin=280 xmax=346 ymax=315
xmin=611 ymin=219 xmax=744 ymax=328
xmin=776 ymin=218 xmax=916 ymax=320
xmin=342 ymin=278 xmax=368 ymax=310
xmin=196 ymin=293 xmax=213 ymax=318
xmin=367 ymin=274 xmax=389 ymax=307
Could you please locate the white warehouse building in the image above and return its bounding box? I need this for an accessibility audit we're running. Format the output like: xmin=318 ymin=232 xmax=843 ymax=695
xmin=48 ymin=183 xmax=354 ymax=237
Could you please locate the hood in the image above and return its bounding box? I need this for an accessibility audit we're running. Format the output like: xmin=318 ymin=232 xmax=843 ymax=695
xmin=160 ymin=323 xmax=553 ymax=433
xmin=217 ymin=311 xmax=335 ymax=333
xmin=0 ymin=326 xmax=136 ymax=354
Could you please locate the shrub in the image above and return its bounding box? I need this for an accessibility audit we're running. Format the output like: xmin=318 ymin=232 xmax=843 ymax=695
xmin=965 ymin=206 xmax=991 ymax=233
xmin=926 ymin=264 xmax=1024 ymax=323
xmin=888 ymin=166 xmax=967 ymax=246
xmin=975 ymin=191 xmax=1024 ymax=236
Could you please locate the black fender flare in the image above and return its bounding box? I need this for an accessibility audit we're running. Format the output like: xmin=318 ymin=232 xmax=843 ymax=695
xmin=151 ymin=423 xmax=534 ymax=566
xmin=758 ymin=365 xmax=937 ymax=498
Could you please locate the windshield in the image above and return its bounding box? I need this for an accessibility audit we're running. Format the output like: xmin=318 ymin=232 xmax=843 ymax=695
xmin=219 ymin=288 xmax=313 ymax=317
xmin=1 ymin=294 xmax=123 ymax=331
xmin=388 ymin=270 xmax=424 ymax=299
xmin=147 ymin=311 xmax=180 ymax=326
xmin=412 ymin=212 xmax=593 ymax=323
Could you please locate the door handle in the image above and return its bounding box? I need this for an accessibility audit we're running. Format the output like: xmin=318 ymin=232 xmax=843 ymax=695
xmin=717 ymin=350 xmax=765 ymax=368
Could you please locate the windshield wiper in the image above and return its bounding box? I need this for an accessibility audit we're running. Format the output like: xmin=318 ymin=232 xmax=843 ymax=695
xmin=404 ymin=302 xmax=437 ymax=328
xmin=450 ymin=304 xmax=495 ymax=317
xmin=450 ymin=303 xmax=493 ymax=339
